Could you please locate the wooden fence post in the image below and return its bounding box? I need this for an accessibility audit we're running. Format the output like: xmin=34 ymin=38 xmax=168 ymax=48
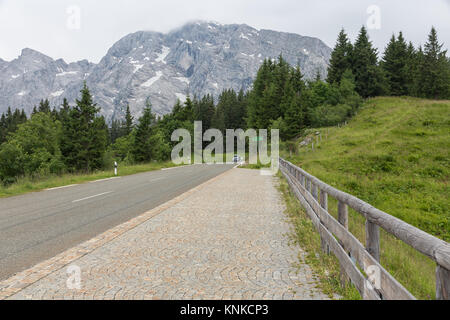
xmin=338 ymin=201 xmax=350 ymax=287
xmin=436 ymin=265 xmax=450 ymax=300
xmin=366 ymin=220 xmax=381 ymax=262
xmin=320 ymin=191 xmax=330 ymax=254
xmin=312 ymin=184 xmax=318 ymax=201
xmin=338 ymin=201 xmax=348 ymax=229
xmin=320 ymin=191 xmax=328 ymax=211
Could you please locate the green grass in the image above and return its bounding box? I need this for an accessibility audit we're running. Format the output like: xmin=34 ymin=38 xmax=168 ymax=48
xmin=0 ymin=161 xmax=181 ymax=198
xmin=281 ymin=96 xmax=449 ymax=299
xmin=277 ymin=175 xmax=361 ymax=300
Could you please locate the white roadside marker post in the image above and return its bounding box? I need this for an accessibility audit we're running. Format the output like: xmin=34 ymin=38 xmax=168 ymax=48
xmin=114 ymin=161 xmax=118 ymax=176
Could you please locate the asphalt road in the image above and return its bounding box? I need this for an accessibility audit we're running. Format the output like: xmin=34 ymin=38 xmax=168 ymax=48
xmin=0 ymin=164 xmax=234 ymax=281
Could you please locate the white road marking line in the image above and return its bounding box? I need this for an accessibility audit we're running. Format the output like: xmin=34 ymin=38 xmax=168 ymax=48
xmin=72 ymin=192 xmax=112 ymax=203
xmin=149 ymin=178 xmax=164 ymax=182
xmin=161 ymin=165 xmax=192 ymax=171
xmin=90 ymin=177 xmax=120 ymax=183
xmin=45 ymin=184 xmax=78 ymax=191
xmin=161 ymin=167 xmax=177 ymax=171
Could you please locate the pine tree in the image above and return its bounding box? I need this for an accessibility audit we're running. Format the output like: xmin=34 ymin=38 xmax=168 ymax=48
xmin=381 ymin=32 xmax=408 ymax=96
xmin=61 ymin=83 xmax=107 ymax=172
xmin=247 ymin=57 xmax=289 ymax=129
xmin=247 ymin=59 xmax=274 ymax=128
xmin=216 ymin=89 xmax=244 ymax=130
xmin=420 ymin=27 xmax=450 ymax=99
xmin=183 ymin=95 xmax=194 ymax=122
xmin=38 ymin=99 xmax=51 ymax=113
xmin=109 ymin=119 xmax=122 ymax=144
xmin=352 ymin=26 xmax=387 ymax=97
xmin=0 ymin=113 xmax=6 ymax=144
xmin=124 ymin=104 xmax=134 ymax=136
xmin=59 ymin=98 xmax=71 ymax=121
xmin=236 ymin=89 xmax=248 ymax=130
xmin=211 ymin=101 xmax=225 ymax=133
xmin=404 ymin=42 xmax=419 ymax=96
xmin=283 ymin=93 xmax=304 ymax=139
xmin=291 ymin=65 xmax=306 ymax=95
xmin=51 ymin=107 xmax=59 ymax=120
xmin=0 ymin=107 xmax=28 ymax=143
xmin=133 ymin=101 xmax=156 ymax=162
xmin=327 ymin=29 xmax=353 ymax=84
xmin=193 ymin=94 xmax=215 ymax=131
xmin=20 ymin=109 xmax=27 ymax=123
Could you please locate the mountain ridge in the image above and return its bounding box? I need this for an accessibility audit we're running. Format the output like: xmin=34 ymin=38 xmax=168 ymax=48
xmin=0 ymin=21 xmax=332 ymax=121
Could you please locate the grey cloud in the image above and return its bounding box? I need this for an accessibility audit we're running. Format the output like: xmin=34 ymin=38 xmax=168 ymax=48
xmin=0 ymin=0 xmax=448 ymax=63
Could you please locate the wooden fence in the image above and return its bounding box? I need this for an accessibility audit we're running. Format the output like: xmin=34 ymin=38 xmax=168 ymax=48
xmin=279 ymin=158 xmax=450 ymax=300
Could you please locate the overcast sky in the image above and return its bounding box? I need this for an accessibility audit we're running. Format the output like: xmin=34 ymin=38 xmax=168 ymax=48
xmin=0 ymin=0 xmax=449 ymax=63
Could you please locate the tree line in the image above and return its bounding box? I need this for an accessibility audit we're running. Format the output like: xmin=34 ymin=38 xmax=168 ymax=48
xmin=0 ymin=26 xmax=447 ymax=185
xmin=327 ymin=26 xmax=450 ymax=99
xmin=0 ymin=82 xmax=251 ymax=184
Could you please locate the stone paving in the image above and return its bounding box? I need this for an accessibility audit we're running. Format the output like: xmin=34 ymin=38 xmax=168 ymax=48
xmin=1 ymin=168 xmax=329 ymax=300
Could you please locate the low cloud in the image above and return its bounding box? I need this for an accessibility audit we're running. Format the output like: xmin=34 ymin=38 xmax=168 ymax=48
xmin=0 ymin=0 xmax=449 ymax=63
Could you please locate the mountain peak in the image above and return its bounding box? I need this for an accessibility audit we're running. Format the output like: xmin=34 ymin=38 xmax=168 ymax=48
xmin=21 ymin=48 xmax=44 ymax=56
xmin=19 ymin=48 xmax=53 ymax=63
xmin=0 ymin=24 xmax=331 ymax=122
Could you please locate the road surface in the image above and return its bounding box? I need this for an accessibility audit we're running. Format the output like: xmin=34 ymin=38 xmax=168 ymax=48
xmin=0 ymin=164 xmax=234 ymax=281
xmin=2 ymin=168 xmax=329 ymax=300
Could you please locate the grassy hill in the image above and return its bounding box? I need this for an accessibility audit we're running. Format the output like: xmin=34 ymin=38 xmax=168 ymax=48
xmin=282 ymin=97 xmax=449 ymax=299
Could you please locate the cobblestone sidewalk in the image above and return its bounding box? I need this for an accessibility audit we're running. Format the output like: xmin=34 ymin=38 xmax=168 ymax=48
xmin=1 ymin=168 xmax=329 ymax=300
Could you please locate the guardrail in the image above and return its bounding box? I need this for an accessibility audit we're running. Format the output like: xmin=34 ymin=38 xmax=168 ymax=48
xmin=279 ymin=158 xmax=450 ymax=300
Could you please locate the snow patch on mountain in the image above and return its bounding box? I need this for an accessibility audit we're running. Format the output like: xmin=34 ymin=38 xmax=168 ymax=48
xmin=155 ymin=46 xmax=170 ymax=64
xmin=141 ymin=71 xmax=163 ymax=87
xmin=50 ymin=90 xmax=64 ymax=97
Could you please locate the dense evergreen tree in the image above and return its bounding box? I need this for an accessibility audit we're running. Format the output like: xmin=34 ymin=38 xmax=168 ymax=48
xmin=352 ymin=26 xmax=387 ymax=97
xmin=193 ymin=94 xmax=215 ymax=131
xmin=282 ymin=93 xmax=304 ymax=139
xmin=124 ymin=104 xmax=134 ymax=136
xmin=0 ymin=107 xmax=27 ymax=144
xmin=132 ymin=102 xmax=156 ymax=162
xmin=327 ymin=29 xmax=353 ymax=85
xmin=60 ymin=83 xmax=107 ymax=172
xmin=109 ymin=119 xmax=123 ymax=144
xmin=381 ymin=32 xmax=409 ymax=96
xmin=247 ymin=57 xmax=290 ymax=129
xmin=38 ymin=99 xmax=51 ymax=113
xmin=404 ymin=42 xmax=420 ymax=96
xmin=419 ymin=27 xmax=450 ymax=99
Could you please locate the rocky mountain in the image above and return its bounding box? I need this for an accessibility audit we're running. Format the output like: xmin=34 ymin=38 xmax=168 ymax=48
xmin=0 ymin=21 xmax=331 ymax=121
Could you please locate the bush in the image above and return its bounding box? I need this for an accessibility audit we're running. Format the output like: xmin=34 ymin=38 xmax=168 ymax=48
xmin=0 ymin=113 xmax=65 ymax=184
xmin=0 ymin=142 xmax=25 ymax=184
xmin=111 ymin=134 xmax=134 ymax=162
xmin=150 ymin=129 xmax=172 ymax=161
xmin=309 ymin=103 xmax=353 ymax=127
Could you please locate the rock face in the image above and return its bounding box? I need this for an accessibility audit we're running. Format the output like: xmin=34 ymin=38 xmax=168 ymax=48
xmin=0 ymin=21 xmax=331 ymax=121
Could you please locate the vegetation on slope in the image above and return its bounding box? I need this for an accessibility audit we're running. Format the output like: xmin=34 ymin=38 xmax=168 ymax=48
xmin=281 ymin=96 xmax=449 ymax=299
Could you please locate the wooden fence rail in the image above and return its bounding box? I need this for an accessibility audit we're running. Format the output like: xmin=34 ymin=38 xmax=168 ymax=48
xmin=279 ymin=158 xmax=450 ymax=300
